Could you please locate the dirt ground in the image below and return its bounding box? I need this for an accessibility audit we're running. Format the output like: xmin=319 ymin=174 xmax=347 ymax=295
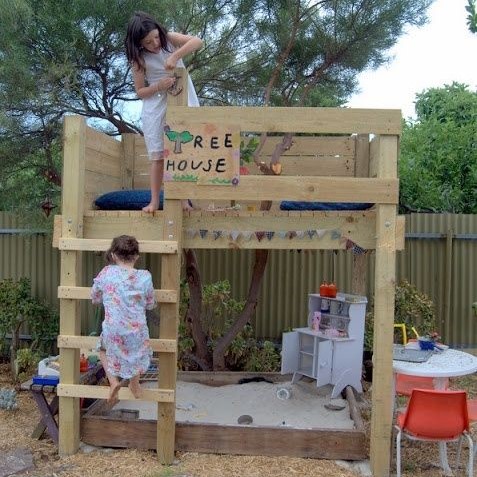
xmin=1 ymin=363 xmax=476 ymax=477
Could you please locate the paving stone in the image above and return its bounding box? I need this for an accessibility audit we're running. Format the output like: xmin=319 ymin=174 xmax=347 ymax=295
xmin=0 ymin=447 xmax=34 ymax=477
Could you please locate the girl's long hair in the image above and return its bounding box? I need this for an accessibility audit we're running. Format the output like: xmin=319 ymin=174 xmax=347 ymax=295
xmin=125 ymin=11 xmax=170 ymax=71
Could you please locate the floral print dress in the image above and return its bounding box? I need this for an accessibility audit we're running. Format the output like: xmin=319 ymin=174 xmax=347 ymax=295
xmin=91 ymin=265 xmax=156 ymax=379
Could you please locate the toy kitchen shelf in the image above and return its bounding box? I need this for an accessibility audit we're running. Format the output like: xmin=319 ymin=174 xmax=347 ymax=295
xmin=281 ymin=292 xmax=367 ymax=398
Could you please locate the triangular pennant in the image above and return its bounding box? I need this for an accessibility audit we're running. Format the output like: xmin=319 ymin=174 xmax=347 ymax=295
xmin=230 ymin=230 xmax=240 ymax=241
xmin=330 ymin=229 xmax=342 ymax=240
xmin=345 ymin=238 xmax=354 ymax=250
xmin=255 ymin=231 xmax=265 ymax=242
xmin=199 ymin=229 xmax=208 ymax=239
xmin=287 ymin=231 xmax=297 ymax=239
xmin=265 ymin=231 xmax=275 ymax=241
xmin=296 ymin=231 xmax=305 ymax=239
xmin=306 ymin=230 xmax=316 ymax=239
xmin=213 ymin=230 xmax=222 ymax=240
xmin=242 ymin=231 xmax=253 ymax=241
xmin=186 ymin=229 xmax=197 ymax=239
xmin=316 ymin=229 xmax=326 ymax=238
xmin=278 ymin=231 xmax=288 ymax=239
xmin=352 ymin=243 xmax=367 ymax=255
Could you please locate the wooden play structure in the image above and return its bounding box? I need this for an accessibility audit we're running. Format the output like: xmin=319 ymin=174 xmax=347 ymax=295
xmin=53 ymin=68 xmax=404 ymax=476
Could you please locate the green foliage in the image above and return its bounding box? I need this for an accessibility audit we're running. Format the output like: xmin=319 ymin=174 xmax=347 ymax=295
xmin=467 ymin=0 xmax=477 ymax=33
xmin=178 ymin=280 xmax=281 ymax=372
xmin=15 ymin=347 xmax=41 ymax=383
xmin=399 ymin=83 xmax=477 ymax=213
xmin=0 ymin=278 xmax=59 ymax=369
xmin=364 ymin=280 xmax=437 ymax=352
xmin=240 ymin=136 xmax=259 ymax=165
xmin=0 ymin=0 xmax=434 ymax=216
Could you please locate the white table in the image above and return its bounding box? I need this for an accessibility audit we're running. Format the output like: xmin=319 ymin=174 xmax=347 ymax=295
xmin=393 ymin=348 xmax=477 ymax=475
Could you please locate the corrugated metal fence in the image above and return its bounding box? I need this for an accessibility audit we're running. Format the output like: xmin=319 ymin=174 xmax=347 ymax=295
xmin=1 ymin=212 xmax=476 ymax=349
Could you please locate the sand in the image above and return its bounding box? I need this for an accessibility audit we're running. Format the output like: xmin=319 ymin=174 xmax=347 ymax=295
xmin=112 ymin=378 xmax=354 ymax=429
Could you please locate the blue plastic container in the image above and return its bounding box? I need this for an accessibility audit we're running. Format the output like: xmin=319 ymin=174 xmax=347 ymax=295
xmin=418 ymin=338 xmax=435 ymax=351
xmin=32 ymin=375 xmax=60 ymax=386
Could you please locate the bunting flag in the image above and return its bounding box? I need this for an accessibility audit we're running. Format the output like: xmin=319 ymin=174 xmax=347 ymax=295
xmin=352 ymin=243 xmax=366 ymax=255
xmin=255 ymin=231 xmax=265 ymax=242
xmin=230 ymin=230 xmax=240 ymax=241
xmin=186 ymin=227 xmax=344 ymax=242
xmin=344 ymin=237 xmax=367 ymax=255
xmin=345 ymin=238 xmax=354 ymax=250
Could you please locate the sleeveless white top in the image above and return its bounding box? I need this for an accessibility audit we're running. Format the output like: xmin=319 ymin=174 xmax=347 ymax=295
xmin=141 ymin=44 xmax=199 ymax=158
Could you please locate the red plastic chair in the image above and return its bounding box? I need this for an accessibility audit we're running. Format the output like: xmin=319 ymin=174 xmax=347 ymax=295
xmin=395 ymin=373 xmax=449 ymax=396
xmin=468 ymin=398 xmax=477 ymax=422
xmin=395 ymin=389 xmax=474 ymax=477
xmin=468 ymin=398 xmax=477 ymax=462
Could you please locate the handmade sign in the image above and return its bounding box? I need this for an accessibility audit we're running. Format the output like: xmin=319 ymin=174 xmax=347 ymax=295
xmin=163 ymin=123 xmax=240 ymax=185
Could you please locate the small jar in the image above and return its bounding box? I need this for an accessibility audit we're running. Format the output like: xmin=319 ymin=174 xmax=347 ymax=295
xmin=328 ymin=282 xmax=337 ymax=298
xmin=319 ymin=281 xmax=329 ymax=297
xmin=79 ymin=354 xmax=88 ymax=372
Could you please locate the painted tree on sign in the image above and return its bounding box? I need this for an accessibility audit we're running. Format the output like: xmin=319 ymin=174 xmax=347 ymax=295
xmin=164 ymin=126 xmax=194 ymax=154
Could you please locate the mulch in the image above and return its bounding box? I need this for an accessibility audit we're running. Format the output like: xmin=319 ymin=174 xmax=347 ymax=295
xmin=1 ymin=363 xmax=476 ymax=477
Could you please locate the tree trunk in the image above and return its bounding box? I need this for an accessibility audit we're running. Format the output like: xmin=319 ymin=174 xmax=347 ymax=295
xmin=184 ymin=249 xmax=211 ymax=370
xmin=212 ymin=249 xmax=269 ymax=370
xmin=10 ymin=321 xmax=21 ymax=379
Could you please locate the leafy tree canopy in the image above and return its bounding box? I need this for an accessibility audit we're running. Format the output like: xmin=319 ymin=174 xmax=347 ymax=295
xmin=0 ymin=0 xmax=434 ymax=220
xmin=399 ymin=82 xmax=477 ymax=213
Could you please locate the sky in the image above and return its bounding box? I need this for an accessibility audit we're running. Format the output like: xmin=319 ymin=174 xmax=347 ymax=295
xmin=346 ymin=0 xmax=477 ymax=119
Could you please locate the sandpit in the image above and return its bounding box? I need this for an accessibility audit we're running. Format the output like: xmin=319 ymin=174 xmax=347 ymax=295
xmin=111 ymin=379 xmax=354 ymax=430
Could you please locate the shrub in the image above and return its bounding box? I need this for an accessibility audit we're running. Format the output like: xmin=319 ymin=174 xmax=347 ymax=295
xmin=0 ymin=277 xmax=59 ymax=379
xmin=364 ymin=280 xmax=437 ymax=352
xmin=178 ymin=279 xmax=281 ymax=372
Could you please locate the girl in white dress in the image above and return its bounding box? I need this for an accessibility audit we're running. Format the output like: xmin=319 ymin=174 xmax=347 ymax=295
xmin=125 ymin=11 xmax=202 ymax=212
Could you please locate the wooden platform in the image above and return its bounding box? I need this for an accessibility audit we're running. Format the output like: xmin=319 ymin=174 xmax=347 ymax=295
xmin=80 ymin=372 xmax=367 ymax=460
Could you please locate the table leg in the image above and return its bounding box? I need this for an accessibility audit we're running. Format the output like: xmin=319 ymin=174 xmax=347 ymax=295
xmin=30 ymin=391 xmax=59 ymax=444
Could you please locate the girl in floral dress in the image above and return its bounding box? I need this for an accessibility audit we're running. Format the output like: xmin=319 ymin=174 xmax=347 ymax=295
xmin=91 ymin=235 xmax=155 ymax=403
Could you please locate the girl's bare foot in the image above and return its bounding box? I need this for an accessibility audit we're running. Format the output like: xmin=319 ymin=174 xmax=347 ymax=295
xmin=108 ymin=380 xmax=121 ymax=405
xmin=142 ymin=201 xmax=159 ymax=213
xmin=182 ymin=200 xmax=193 ymax=211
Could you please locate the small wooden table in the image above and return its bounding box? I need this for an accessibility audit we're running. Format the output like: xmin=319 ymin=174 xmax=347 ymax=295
xmin=21 ymin=363 xmax=104 ymax=444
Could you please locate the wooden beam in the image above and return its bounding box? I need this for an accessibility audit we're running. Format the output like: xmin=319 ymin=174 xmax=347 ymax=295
xmin=58 ymin=238 xmax=178 ymax=254
xmin=165 ymin=176 xmax=399 ymax=203
xmin=58 ymin=286 xmax=177 ymax=303
xmin=59 ymin=115 xmax=86 ymax=456
xmin=157 ymin=189 xmax=184 ymax=461
xmin=369 ymin=135 xmax=399 ymax=477
xmin=57 ymin=335 xmax=177 ymax=353
xmin=57 ymin=384 xmax=174 ymax=402
xmin=169 ymin=106 xmax=402 ymax=135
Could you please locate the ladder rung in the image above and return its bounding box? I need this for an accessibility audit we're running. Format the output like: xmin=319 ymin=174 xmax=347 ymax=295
xmin=58 ymin=335 xmax=176 ymax=353
xmin=58 ymin=286 xmax=177 ymax=303
xmin=59 ymin=238 xmax=178 ymax=254
xmin=57 ymin=383 xmax=174 ymax=402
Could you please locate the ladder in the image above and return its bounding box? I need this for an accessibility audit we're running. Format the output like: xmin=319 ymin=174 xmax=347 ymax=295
xmin=57 ymin=203 xmax=182 ymax=464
